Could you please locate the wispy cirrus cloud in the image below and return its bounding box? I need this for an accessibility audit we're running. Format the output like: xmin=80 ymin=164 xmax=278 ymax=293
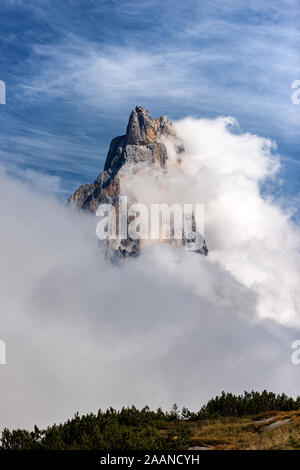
xmin=0 ymin=0 xmax=299 ymax=201
xmin=18 ymin=4 xmax=299 ymax=142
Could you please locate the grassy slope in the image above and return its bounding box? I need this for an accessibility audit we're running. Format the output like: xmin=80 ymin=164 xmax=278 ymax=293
xmin=168 ymin=410 xmax=300 ymax=450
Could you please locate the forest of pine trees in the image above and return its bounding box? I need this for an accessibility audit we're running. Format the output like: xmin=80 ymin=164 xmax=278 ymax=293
xmin=1 ymin=391 xmax=300 ymax=450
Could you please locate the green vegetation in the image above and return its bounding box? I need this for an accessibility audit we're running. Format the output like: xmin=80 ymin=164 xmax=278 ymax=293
xmin=195 ymin=390 xmax=300 ymax=419
xmin=1 ymin=391 xmax=300 ymax=450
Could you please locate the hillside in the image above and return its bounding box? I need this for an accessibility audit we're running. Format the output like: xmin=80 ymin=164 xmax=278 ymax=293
xmin=2 ymin=391 xmax=300 ymax=450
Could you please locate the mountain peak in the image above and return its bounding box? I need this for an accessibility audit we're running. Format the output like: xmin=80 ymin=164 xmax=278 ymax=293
xmin=68 ymin=107 xmax=207 ymax=259
xmin=69 ymin=106 xmax=173 ymax=215
xmin=103 ymin=106 xmax=173 ymax=172
xmin=126 ymin=105 xmax=173 ymax=145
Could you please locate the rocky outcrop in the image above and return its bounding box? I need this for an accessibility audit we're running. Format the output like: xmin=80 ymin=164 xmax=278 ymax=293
xmin=68 ymin=106 xmax=207 ymax=258
xmin=69 ymin=106 xmax=173 ymax=212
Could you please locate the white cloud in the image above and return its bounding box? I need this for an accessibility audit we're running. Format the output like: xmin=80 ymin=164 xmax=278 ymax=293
xmin=174 ymin=117 xmax=300 ymax=324
xmin=121 ymin=116 xmax=300 ymax=325
xmin=18 ymin=0 xmax=300 ymax=141
xmin=22 ymin=41 xmax=205 ymax=106
xmin=1 ymin=115 xmax=300 ymax=430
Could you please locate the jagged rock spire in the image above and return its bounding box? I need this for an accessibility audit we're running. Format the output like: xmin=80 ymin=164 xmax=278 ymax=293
xmin=126 ymin=105 xmax=173 ymax=145
xmin=68 ymin=106 xmax=208 ymax=259
xmin=68 ymin=106 xmax=173 ymax=212
xmin=104 ymin=106 xmax=173 ymax=172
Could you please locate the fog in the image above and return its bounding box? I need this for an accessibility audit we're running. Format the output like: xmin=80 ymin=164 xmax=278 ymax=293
xmin=1 ymin=116 xmax=300 ymax=430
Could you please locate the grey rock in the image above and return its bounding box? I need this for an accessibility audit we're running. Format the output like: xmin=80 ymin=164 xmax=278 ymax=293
xmin=68 ymin=105 xmax=208 ymax=259
xmin=266 ymin=419 xmax=291 ymax=431
xmin=253 ymin=416 xmax=276 ymax=424
xmin=126 ymin=105 xmax=174 ymax=145
xmin=188 ymin=446 xmax=212 ymax=450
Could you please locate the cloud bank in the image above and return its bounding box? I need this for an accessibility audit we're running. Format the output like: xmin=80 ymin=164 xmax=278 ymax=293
xmin=121 ymin=116 xmax=300 ymax=325
xmin=1 ymin=116 xmax=300 ymax=431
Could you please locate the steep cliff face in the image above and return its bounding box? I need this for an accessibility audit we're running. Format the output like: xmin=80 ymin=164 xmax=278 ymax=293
xmin=69 ymin=106 xmax=173 ymax=212
xmin=68 ymin=106 xmax=207 ymax=258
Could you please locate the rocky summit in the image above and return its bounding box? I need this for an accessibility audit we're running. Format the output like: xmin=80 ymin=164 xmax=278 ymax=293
xmin=68 ymin=106 xmax=208 ymax=259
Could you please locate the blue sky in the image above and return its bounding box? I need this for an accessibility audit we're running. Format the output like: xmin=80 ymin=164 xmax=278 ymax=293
xmin=0 ymin=0 xmax=299 ymax=206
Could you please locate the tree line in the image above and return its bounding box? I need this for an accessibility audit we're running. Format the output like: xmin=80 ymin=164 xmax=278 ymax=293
xmin=1 ymin=390 xmax=299 ymax=450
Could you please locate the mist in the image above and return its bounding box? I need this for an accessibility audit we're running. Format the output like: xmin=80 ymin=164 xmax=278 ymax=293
xmin=1 ymin=116 xmax=300 ymax=431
